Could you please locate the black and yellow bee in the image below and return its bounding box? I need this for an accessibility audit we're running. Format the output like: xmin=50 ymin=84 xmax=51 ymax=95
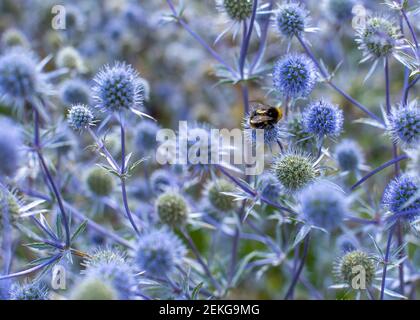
xmin=248 ymin=103 xmax=283 ymax=129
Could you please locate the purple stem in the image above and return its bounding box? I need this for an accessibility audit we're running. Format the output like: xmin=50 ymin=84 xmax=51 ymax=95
xmin=351 ymin=155 xmax=408 ymax=190
xmin=0 ymin=254 xmax=61 ymax=281
xmin=250 ymin=0 xmax=274 ymax=73
xmin=296 ymin=35 xmax=384 ymax=125
xmin=33 ymin=109 xmax=71 ymax=247
xmin=380 ymin=224 xmax=396 ymax=300
xmin=284 ymin=233 xmax=310 ymax=299
xmin=401 ymin=9 xmax=419 ymax=52
xmin=166 ymin=0 xmax=236 ymax=76
xmin=119 ymin=121 xmax=141 ymax=236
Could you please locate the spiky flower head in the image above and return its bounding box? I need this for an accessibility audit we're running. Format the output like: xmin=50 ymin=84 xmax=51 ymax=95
xmin=84 ymin=248 xmax=136 ymax=300
xmin=0 ymin=188 xmax=21 ymax=232
xmin=86 ymin=167 xmax=114 ymax=197
xmin=206 ymin=179 xmax=237 ymax=212
xmin=156 ymin=192 xmax=189 ymax=228
xmin=335 ymin=250 xmax=376 ymax=289
xmin=274 ymin=2 xmax=308 ymax=38
xmin=356 ymin=16 xmax=401 ymax=60
xmin=56 ymin=46 xmax=85 ymax=72
xmin=150 ymin=169 xmax=173 ymax=194
xmin=217 ymin=0 xmax=253 ymax=21
xmin=324 ymin=0 xmax=355 ymax=22
xmin=1 ymin=28 xmax=29 ymax=48
xmin=70 ymin=277 xmax=117 ymax=300
xmin=258 ymin=173 xmax=283 ymax=202
xmin=134 ymin=227 xmax=186 ymax=277
xmin=272 ymin=151 xmax=317 ymax=192
xmin=273 ymin=54 xmax=317 ymax=99
xmin=92 ymin=61 xmax=144 ymax=113
xmin=300 ymin=181 xmax=347 ymax=230
xmin=59 ymin=78 xmax=91 ymax=106
xmin=303 ymin=100 xmax=343 ymax=138
xmin=134 ymin=120 xmax=161 ymax=154
xmin=334 ymin=139 xmax=364 ymax=172
xmin=386 ymin=101 xmax=419 ymax=149
xmin=0 ymin=118 xmax=22 ymax=178
xmin=0 ymin=49 xmax=50 ymax=109
xmin=382 ymin=174 xmax=419 ymax=220
xmin=9 ymin=281 xmax=49 ymax=300
xmin=67 ymin=104 xmax=94 ymax=131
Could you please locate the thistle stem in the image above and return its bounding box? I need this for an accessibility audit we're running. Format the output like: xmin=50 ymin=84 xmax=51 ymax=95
xmin=33 ymin=109 xmax=71 ymax=248
xmin=296 ymin=35 xmax=384 ymax=125
xmin=380 ymin=224 xmax=395 ymax=300
xmin=119 ymin=120 xmax=141 ymax=236
xmin=166 ymin=0 xmax=236 ymax=76
xmin=284 ymin=233 xmax=310 ymax=300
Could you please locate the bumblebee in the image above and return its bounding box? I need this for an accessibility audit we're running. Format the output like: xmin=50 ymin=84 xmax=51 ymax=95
xmin=248 ymin=103 xmax=283 ymax=129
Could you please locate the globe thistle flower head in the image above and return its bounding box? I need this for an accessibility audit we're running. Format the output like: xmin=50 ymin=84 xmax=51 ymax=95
xmin=59 ymin=78 xmax=91 ymax=106
xmin=324 ymin=0 xmax=355 ymax=22
xmin=1 ymin=28 xmax=29 ymax=48
xmin=67 ymin=104 xmax=94 ymax=131
xmin=274 ymin=2 xmax=308 ymax=38
xmin=150 ymin=169 xmax=173 ymax=194
xmin=300 ymin=181 xmax=347 ymax=230
xmin=205 ymin=179 xmax=237 ymax=212
xmin=0 ymin=118 xmax=22 ymax=178
xmin=134 ymin=227 xmax=186 ymax=277
xmin=334 ymin=139 xmax=364 ymax=172
xmin=273 ymin=54 xmax=317 ymax=99
xmin=92 ymin=61 xmax=144 ymax=113
xmin=257 ymin=173 xmax=283 ymax=201
xmin=0 ymin=49 xmax=50 ymax=110
xmin=84 ymin=249 xmax=136 ymax=300
xmin=356 ymin=16 xmax=401 ymax=61
xmin=217 ymin=0 xmax=253 ymax=22
xmin=134 ymin=120 xmax=160 ymax=154
xmin=272 ymin=150 xmax=317 ymax=192
xmin=382 ymin=174 xmax=419 ymax=220
xmin=70 ymin=277 xmax=117 ymax=300
xmin=386 ymin=101 xmax=419 ymax=149
xmin=303 ymin=100 xmax=344 ymax=138
xmin=156 ymin=191 xmax=189 ymax=228
xmin=9 ymin=281 xmax=49 ymax=300
xmin=334 ymin=250 xmax=376 ymax=289
xmin=0 ymin=188 xmax=21 ymax=233
xmin=56 ymin=46 xmax=85 ymax=72
xmin=86 ymin=167 xmax=114 ymax=197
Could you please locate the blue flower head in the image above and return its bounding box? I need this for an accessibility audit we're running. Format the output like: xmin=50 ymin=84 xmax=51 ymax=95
xmin=273 ymin=54 xmax=316 ymax=99
xmin=0 ymin=49 xmax=49 ymax=109
xmin=9 ymin=281 xmax=49 ymax=300
xmin=60 ymin=78 xmax=91 ymax=106
xmin=382 ymin=174 xmax=419 ymax=220
xmin=92 ymin=62 xmax=144 ymax=113
xmin=217 ymin=0 xmax=253 ymax=21
xmin=150 ymin=169 xmax=173 ymax=194
xmin=274 ymin=2 xmax=307 ymax=38
xmin=134 ymin=120 xmax=161 ymax=154
xmin=300 ymin=181 xmax=347 ymax=231
xmin=134 ymin=227 xmax=186 ymax=277
xmin=334 ymin=139 xmax=364 ymax=172
xmin=386 ymin=101 xmax=419 ymax=149
xmin=67 ymin=104 xmax=94 ymax=131
xmin=0 ymin=118 xmax=22 ymax=178
xmin=84 ymin=248 xmax=137 ymax=300
xmin=303 ymin=100 xmax=343 ymax=138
